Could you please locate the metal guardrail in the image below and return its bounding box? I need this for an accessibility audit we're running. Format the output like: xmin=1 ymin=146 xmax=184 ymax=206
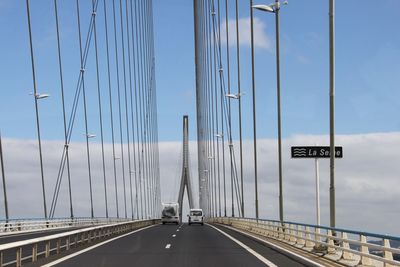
xmin=0 ymin=219 xmax=160 ymax=267
xmin=210 ymin=217 xmax=400 ymax=267
xmin=0 ymin=217 xmax=132 ymax=233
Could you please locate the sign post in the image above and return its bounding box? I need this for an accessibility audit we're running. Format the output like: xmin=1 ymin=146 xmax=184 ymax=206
xmin=315 ymin=158 xmax=320 ymax=226
xmin=291 ymin=146 xmax=343 ymax=227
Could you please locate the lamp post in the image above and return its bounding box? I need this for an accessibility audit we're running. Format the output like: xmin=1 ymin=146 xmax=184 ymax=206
xmin=203 ymin=169 xmax=210 ymax=216
xmin=85 ymin=132 xmax=95 ymax=218
xmin=208 ymin=155 xmax=217 ymax=217
xmin=0 ymin=132 xmax=9 ymax=223
xmin=225 ymin=92 xmax=244 ymax=217
xmin=253 ymin=0 xmax=287 ymax=223
xmin=329 ymin=0 xmax=336 ymax=229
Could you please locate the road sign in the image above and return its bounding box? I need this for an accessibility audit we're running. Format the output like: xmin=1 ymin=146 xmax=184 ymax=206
xmin=291 ymin=146 xmax=343 ymax=159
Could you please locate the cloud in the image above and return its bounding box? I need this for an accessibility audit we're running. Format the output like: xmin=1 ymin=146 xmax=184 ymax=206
xmin=220 ymin=17 xmax=272 ymax=51
xmin=0 ymin=132 xmax=399 ymax=235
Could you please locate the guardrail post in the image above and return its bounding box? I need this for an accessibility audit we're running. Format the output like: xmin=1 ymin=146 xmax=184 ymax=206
xmin=271 ymin=223 xmax=277 ymax=239
xmin=66 ymin=236 xmax=70 ymax=251
xmin=16 ymin=247 xmax=22 ymax=267
xmin=305 ymin=226 xmax=315 ymax=248
xmin=45 ymin=241 xmax=50 ymax=258
xmin=288 ymin=224 xmax=296 ymax=243
xmin=260 ymin=221 xmax=265 ymax=236
xmin=261 ymin=221 xmax=268 ymax=236
xmin=254 ymin=220 xmax=260 ymax=234
xmin=360 ymin=235 xmax=372 ymax=266
xmin=245 ymin=219 xmax=253 ymax=232
xmin=283 ymin=223 xmax=289 ymax=241
xmin=341 ymin=232 xmax=353 ymax=260
xmin=296 ymin=225 xmax=305 ymax=247
xmin=32 ymin=244 xmax=38 ymax=262
xmin=315 ymin=226 xmax=321 ymax=243
xmin=57 ymin=238 xmax=61 ymax=254
xmin=383 ymin=239 xmax=394 ymax=267
xmin=278 ymin=223 xmax=285 ymax=240
xmin=327 ymin=230 xmax=336 ymax=253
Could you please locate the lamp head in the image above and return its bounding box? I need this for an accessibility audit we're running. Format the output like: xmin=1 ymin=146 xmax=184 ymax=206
xmin=252 ymin=4 xmax=275 ymax=13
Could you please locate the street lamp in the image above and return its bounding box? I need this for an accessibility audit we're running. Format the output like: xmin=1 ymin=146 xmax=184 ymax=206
xmin=253 ymin=0 xmax=287 ymax=223
xmin=83 ymin=133 xmax=96 ymax=139
xmin=225 ymin=92 xmax=244 ymax=99
xmin=28 ymin=91 xmax=50 ymax=219
xmin=30 ymin=92 xmax=50 ymax=99
xmin=36 ymin=93 xmax=50 ymax=99
xmin=253 ymin=1 xmax=288 ymax=13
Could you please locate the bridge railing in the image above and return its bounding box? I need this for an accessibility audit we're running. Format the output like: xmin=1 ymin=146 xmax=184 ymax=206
xmin=210 ymin=217 xmax=400 ymax=267
xmin=0 ymin=219 xmax=160 ymax=267
xmin=0 ymin=217 xmax=132 ymax=234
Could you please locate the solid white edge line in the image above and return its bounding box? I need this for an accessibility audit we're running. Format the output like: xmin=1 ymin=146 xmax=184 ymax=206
xmin=216 ymin=224 xmax=326 ymax=267
xmin=41 ymin=224 xmax=156 ymax=267
xmin=207 ymin=224 xmax=277 ymax=267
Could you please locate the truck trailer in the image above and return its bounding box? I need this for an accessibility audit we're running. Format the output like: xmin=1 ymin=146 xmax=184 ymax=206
xmin=161 ymin=202 xmax=180 ymax=224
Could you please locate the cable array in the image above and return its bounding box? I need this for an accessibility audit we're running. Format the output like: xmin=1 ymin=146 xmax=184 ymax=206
xmin=194 ymin=0 xmax=244 ymax=218
xmin=24 ymin=0 xmax=160 ymax=220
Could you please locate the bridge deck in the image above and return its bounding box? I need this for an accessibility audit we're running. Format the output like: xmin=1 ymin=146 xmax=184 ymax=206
xmin=37 ymin=223 xmax=310 ymax=267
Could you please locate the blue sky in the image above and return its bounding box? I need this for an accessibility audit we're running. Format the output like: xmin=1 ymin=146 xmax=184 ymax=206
xmin=0 ymin=1 xmax=399 ymax=234
xmin=0 ymin=0 xmax=399 ymax=143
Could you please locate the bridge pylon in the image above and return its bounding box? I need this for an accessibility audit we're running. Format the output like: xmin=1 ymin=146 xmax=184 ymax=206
xmin=177 ymin=115 xmax=194 ymax=222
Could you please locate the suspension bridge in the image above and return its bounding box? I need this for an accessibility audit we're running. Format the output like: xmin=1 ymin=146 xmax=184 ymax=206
xmin=0 ymin=0 xmax=399 ymax=266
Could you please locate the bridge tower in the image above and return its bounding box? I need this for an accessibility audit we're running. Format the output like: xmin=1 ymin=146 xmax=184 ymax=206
xmin=177 ymin=115 xmax=194 ymax=221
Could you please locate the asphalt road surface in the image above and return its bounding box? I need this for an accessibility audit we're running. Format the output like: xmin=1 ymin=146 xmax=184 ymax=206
xmin=46 ymin=223 xmax=309 ymax=267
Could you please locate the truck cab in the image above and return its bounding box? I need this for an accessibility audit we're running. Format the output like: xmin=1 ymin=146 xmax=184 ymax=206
xmin=188 ymin=209 xmax=204 ymax=225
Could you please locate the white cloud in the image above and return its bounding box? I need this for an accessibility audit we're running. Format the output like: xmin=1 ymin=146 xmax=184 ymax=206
xmin=0 ymin=132 xmax=399 ymax=236
xmin=220 ymin=17 xmax=272 ymax=51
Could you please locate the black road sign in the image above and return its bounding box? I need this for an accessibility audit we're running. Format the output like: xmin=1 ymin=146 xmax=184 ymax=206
xmin=291 ymin=146 xmax=343 ymax=159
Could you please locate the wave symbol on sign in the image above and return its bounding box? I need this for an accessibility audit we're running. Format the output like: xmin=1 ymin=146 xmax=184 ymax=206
xmin=293 ymin=148 xmax=306 ymax=156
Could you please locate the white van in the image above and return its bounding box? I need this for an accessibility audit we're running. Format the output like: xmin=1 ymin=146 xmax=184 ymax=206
xmin=188 ymin=209 xmax=204 ymax=225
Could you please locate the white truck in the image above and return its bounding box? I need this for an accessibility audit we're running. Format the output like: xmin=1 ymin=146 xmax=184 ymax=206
xmin=161 ymin=202 xmax=180 ymax=224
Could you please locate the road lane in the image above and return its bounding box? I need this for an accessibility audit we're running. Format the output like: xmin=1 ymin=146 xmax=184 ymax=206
xmin=48 ymin=223 xmax=309 ymax=267
xmin=210 ymin=224 xmax=309 ymax=267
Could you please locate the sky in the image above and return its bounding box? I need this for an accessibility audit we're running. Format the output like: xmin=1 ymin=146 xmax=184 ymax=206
xmin=0 ymin=0 xmax=399 ymax=235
